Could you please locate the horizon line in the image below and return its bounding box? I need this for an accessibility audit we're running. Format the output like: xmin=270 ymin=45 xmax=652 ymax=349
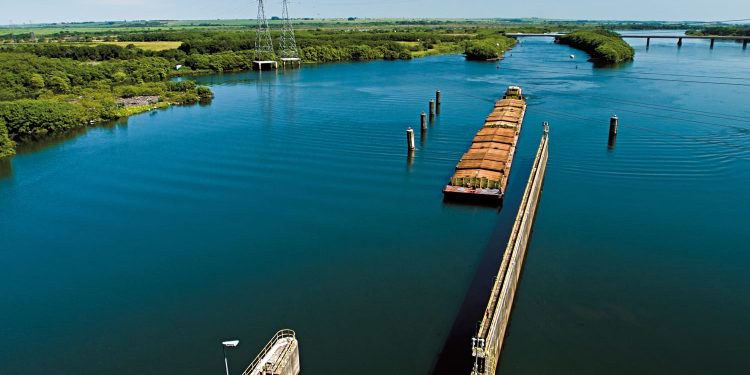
xmin=1 ymin=17 xmax=748 ymax=28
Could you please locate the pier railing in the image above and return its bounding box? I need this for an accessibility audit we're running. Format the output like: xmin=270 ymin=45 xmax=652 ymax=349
xmin=241 ymin=329 xmax=297 ymax=375
xmin=471 ymin=126 xmax=549 ymax=375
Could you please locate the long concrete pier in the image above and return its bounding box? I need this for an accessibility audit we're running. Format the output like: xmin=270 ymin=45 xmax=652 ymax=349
xmin=470 ymin=125 xmax=549 ymax=375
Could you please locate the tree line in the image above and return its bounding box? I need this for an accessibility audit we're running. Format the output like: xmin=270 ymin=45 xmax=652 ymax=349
xmin=0 ymin=26 xmax=527 ymax=158
xmin=0 ymin=51 xmax=212 ymax=157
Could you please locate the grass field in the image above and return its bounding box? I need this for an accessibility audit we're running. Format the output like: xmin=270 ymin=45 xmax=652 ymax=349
xmin=89 ymin=41 xmax=183 ymax=51
xmin=0 ymin=18 xmax=571 ymax=36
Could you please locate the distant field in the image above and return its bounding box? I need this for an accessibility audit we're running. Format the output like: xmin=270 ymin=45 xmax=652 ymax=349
xmin=0 ymin=18 xmax=563 ymax=36
xmin=89 ymin=41 xmax=183 ymax=51
xmin=0 ymin=18 xmax=719 ymax=39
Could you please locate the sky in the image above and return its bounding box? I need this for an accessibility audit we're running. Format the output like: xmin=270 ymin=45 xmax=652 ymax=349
xmin=3 ymin=0 xmax=749 ymax=25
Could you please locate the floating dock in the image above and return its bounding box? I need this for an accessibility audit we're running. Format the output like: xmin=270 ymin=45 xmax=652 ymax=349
xmin=470 ymin=126 xmax=549 ymax=375
xmin=241 ymin=329 xmax=300 ymax=375
xmin=443 ymin=86 xmax=526 ymax=203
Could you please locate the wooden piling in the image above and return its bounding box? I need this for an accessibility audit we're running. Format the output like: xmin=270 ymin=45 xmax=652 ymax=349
xmin=646 ymin=37 xmax=650 ymax=49
xmin=436 ymin=90 xmax=442 ymax=114
xmin=407 ymin=128 xmax=415 ymax=151
xmin=421 ymin=112 xmax=427 ymax=131
xmin=744 ymin=40 xmax=748 ymax=49
xmin=677 ymin=38 xmax=683 ymax=47
xmin=609 ymin=115 xmax=619 ymax=136
xmin=710 ymin=38 xmax=715 ymax=49
xmin=429 ymin=100 xmax=436 ymax=119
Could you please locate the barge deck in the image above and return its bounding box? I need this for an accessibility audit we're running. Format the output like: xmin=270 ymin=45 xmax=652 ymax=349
xmin=443 ymin=86 xmax=526 ymax=203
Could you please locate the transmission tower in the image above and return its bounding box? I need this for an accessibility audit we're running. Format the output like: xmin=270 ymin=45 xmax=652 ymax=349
xmin=279 ymin=0 xmax=300 ymax=60
xmin=254 ymin=0 xmax=275 ymax=60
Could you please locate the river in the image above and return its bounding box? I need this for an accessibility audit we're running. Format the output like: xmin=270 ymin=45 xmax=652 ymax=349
xmin=1 ymin=31 xmax=748 ymax=374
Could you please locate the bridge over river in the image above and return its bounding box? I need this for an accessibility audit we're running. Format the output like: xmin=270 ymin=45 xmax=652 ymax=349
xmin=507 ymin=33 xmax=750 ymax=49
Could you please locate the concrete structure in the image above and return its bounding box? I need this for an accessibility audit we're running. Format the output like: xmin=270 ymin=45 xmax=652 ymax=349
xmin=470 ymin=124 xmax=549 ymax=375
xmin=507 ymin=33 xmax=750 ymax=49
xmin=280 ymin=58 xmax=302 ymax=69
xmin=242 ymin=330 xmax=300 ymax=375
xmin=253 ymin=61 xmax=279 ymax=71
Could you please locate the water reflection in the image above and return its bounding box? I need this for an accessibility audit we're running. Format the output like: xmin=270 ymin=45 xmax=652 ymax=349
xmin=15 ymin=127 xmax=90 ymax=155
xmin=608 ymin=133 xmax=617 ymax=150
xmin=0 ymin=158 xmax=11 ymax=179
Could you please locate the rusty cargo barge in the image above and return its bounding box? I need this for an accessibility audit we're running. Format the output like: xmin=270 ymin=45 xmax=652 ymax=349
xmin=443 ymin=86 xmax=526 ymax=203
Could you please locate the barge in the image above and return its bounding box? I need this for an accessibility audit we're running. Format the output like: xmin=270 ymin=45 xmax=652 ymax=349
xmin=443 ymin=86 xmax=526 ymax=203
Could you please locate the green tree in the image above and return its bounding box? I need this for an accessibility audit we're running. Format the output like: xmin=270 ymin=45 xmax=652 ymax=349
xmin=28 ymin=74 xmax=45 ymax=90
xmin=112 ymin=71 xmax=128 ymax=85
xmin=0 ymin=118 xmax=15 ymax=158
xmin=47 ymin=74 xmax=71 ymax=94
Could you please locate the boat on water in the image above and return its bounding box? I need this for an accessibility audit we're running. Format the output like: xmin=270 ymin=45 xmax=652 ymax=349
xmin=443 ymin=86 xmax=526 ymax=204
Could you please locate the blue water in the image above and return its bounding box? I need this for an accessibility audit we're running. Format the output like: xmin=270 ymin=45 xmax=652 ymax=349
xmin=1 ymin=32 xmax=749 ymax=374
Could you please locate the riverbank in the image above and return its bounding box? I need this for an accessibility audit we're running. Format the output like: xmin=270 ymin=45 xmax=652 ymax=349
xmin=464 ymin=36 xmax=517 ymax=60
xmin=0 ymin=26 xmax=531 ymax=159
xmin=558 ymin=29 xmax=635 ymax=64
xmin=687 ymin=26 xmax=750 ymax=37
xmin=0 ymin=60 xmax=212 ymax=158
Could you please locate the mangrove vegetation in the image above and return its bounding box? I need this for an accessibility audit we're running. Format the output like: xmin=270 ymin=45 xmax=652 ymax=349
xmin=0 ymin=50 xmax=212 ymax=157
xmin=558 ymin=29 xmax=635 ymax=64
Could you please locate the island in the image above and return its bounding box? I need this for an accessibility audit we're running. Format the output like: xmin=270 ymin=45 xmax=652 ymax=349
xmin=558 ymin=29 xmax=635 ymax=64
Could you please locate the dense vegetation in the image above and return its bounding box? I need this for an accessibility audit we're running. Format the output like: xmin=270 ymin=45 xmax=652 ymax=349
xmin=464 ymin=36 xmax=516 ymax=60
xmin=0 ymin=118 xmax=13 ymax=158
xmin=558 ymin=29 xmax=635 ymax=64
xmin=0 ymin=50 xmax=212 ymax=156
xmin=0 ymin=17 xmax=676 ymax=158
xmin=687 ymin=26 xmax=750 ymax=37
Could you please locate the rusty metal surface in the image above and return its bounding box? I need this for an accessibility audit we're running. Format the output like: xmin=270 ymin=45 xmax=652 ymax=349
xmin=443 ymin=87 xmax=527 ymax=200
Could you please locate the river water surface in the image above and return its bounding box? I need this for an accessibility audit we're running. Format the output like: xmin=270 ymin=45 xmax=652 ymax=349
xmin=1 ymin=32 xmax=749 ymax=374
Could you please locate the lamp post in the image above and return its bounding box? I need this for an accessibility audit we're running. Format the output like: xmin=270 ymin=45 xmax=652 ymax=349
xmin=222 ymin=340 xmax=240 ymax=375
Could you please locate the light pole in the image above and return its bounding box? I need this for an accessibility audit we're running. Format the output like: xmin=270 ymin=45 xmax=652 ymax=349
xmin=222 ymin=340 xmax=240 ymax=375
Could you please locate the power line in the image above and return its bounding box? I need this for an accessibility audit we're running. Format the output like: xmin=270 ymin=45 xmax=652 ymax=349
xmin=581 ymin=94 xmax=750 ymax=122
xmin=458 ymin=92 xmax=750 ymax=153
xmin=497 ymin=66 xmax=750 ymax=87
xmin=522 ymin=64 xmax=750 ymax=82
xmin=543 ymin=94 xmax=750 ymax=128
xmin=690 ymin=18 xmax=750 ymax=24
xmin=531 ymin=107 xmax=750 ymax=153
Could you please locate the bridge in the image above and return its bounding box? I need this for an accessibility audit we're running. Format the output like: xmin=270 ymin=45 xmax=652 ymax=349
xmin=506 ymin=33 xmax=750 ymax=49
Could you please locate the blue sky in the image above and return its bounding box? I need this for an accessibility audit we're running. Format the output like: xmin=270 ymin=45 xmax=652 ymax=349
xmin=4 ymin=0 xmax=749 ymax=24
